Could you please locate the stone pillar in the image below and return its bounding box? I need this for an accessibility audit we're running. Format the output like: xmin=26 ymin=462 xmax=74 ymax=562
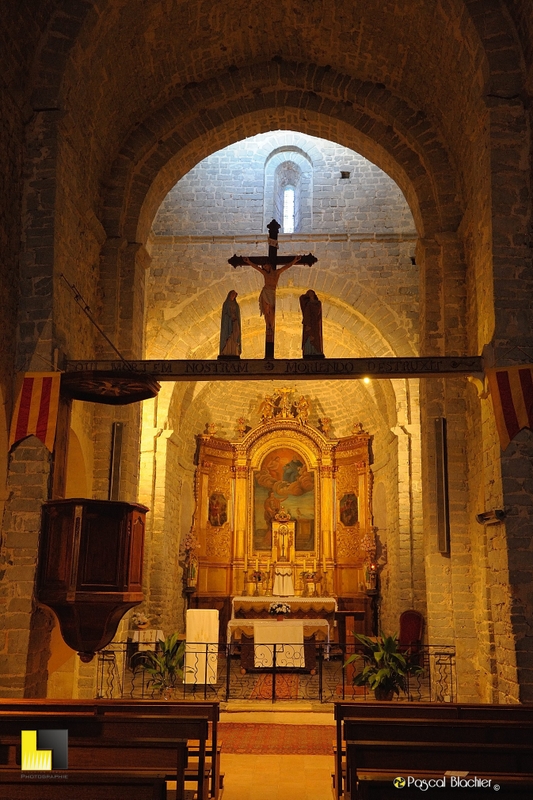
xmin=390 ymin=425 xmax=415 ymax=608
xmin=90 ymin=239 xmax=149 ymax=509
xmin=99 ymin=239 xmax=150 ymax=360
xmin=487 ymin=97 xmax=533 ymax=702
xmin=0 ymin=110 xmax=62 ymax=697
xmin=139 ymin=424 xmax=184 ymax=633
xmin=418 ymin=234 xmax=479 ymax=701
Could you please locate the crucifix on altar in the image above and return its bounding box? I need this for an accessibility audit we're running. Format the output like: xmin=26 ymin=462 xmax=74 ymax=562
xmin=271 ymin=510 xmax=296 ymax=596
xmin=228 ymin=219 xmax=318 ymax=358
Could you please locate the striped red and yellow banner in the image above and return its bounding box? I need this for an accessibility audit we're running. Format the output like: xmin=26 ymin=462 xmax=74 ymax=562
xmin=486 ymin=366 xmax=533 ymax=450
xmin=8 ymin=373 xmax=61 ymax=452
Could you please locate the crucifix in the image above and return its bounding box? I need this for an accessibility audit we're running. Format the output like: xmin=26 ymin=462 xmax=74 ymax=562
xmin=275 ymin=523 xmax=293 ymax=563
xmin=228 ymin=219 xmax=317 ymax=358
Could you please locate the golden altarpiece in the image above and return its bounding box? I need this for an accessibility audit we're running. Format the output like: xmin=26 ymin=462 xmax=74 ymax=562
xmin=189 ymin=389 xmax=375 ymax=637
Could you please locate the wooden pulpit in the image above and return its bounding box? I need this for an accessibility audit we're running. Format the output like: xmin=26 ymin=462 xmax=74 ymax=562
xmin=37 ymin=499 xmax=147 ymax=661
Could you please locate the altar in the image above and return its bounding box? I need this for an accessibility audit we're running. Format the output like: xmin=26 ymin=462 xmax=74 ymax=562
xmin=232 ymin=595 xmax=337 ymax=623
xmin=227 ymin=617 xmax=330 ymax=672
xmin=227 ymin=617 xmax=330 ymax=643
xmin=188 ymin=391 xmax=375 ymax=642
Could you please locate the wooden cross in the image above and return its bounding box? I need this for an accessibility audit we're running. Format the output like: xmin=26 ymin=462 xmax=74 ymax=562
xmin=228 ymin=219 xmax=317 ymax=358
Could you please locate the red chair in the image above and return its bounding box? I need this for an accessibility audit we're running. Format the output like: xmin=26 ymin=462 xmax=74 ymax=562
xmin=398 ymin=610 xmax=424 ymax=664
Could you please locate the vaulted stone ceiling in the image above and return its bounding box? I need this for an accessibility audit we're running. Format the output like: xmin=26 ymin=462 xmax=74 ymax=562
xmin=4 ymin=0 xmax=532 ymax=244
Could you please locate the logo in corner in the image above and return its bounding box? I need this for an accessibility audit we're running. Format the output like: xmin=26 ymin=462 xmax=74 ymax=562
xmin=21 ymin=730 xmax=68 ymax=771
xmin=393 ymin=776 xmax=406 ymax=789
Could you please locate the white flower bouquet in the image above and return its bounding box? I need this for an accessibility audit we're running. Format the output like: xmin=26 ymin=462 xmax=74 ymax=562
xmin=269 ymin=602 xmax=291 ymax=616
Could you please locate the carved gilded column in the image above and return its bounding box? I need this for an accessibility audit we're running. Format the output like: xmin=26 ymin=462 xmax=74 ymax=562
xmin=232 ymin=461 xmax=250 ymax=594
xmin=319 ymin=462 xmax=335 ymax=563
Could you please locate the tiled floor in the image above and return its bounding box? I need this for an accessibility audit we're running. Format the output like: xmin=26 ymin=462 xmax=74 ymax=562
xmin=220 ymin=754 xmax=333 ymax=800
xmin=219 ymin=709 xmax=335 ymax=799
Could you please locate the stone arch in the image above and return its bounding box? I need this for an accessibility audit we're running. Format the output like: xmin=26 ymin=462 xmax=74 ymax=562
xmin=463 ymin=0 xmax=525 ymax=97
xmin=101 ymin=63 xmax=463 ymax=244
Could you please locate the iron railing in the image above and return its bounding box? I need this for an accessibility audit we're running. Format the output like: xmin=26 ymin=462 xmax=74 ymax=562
xmin=96 ymin=641 xmax=456 ymax=704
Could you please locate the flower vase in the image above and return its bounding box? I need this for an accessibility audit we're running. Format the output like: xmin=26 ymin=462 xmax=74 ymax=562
xmin=276 ymin=614 xmax=284 ymax=621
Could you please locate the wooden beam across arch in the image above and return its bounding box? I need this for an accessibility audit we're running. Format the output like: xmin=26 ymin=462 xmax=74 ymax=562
xmin=65 ymin=356 xmax=482 ymax=382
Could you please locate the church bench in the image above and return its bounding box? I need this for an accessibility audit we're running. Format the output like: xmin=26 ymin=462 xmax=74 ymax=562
xmin=0 ymin=712 xmax=209 ymax=800
xmin=0 ymin=769 xmax=168 ymax=800
xmin=0 ymin=699 xmax=221 ymax=799
xmin=343 ymin=719 xmax=533 ymax=800
xmin=333 ymin=701 xmax=533 ymax=799
xmin=92 ymin=700 xmax=222 ymax=799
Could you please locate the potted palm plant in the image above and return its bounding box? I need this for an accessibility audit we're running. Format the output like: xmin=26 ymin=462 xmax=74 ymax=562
xmin=344 ymin=632 xmax=424 ymax=700
xmin=140 ymin=632 xmax=186 ymax=699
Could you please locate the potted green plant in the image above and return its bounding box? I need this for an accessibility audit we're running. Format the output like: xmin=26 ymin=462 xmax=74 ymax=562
xmin=344 ymin=632 xmax=424 ymax=700
xmin=141 ymin=632 xmax=186 ymax=699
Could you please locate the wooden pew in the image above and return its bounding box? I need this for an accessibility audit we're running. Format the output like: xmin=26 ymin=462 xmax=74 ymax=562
xmin=0 ymin=698 xmax=221 ymax=799
xmin=0 ymin=769 xmax=168 ymax=800
xmin=0 ymin=711 xmax=208 ymax=800
xmin=334 ymin=701 xmax=533 ymax=799
xmin=343 ymin=717 xmax=533 ymax=800
xmin=92 ymin=700 xmax=222 ymax=799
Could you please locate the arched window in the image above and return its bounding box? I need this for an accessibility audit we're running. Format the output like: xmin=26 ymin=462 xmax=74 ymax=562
xmin=264 ymin=148 xmax=313 ymax=233
xmin=283 ymin=186 xmax=295 ymax=233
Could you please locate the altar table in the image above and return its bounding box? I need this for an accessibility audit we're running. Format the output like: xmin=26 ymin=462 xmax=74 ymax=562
xmin=254 ymin=620 xmax=304 ymax=668
xmin=227 ymin=618 xmax=329 ymax=643
xmin=227 ymin=618 xmax=330 ymax=670
xmin=131 ymin=628 xmax=164 ymax=651
xmin=232 ymin=596 xmax=337 ymax=619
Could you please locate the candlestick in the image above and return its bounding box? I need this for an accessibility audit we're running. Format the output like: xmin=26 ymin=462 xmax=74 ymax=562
xmin=244 ymin=554 xmax=248 ymax=571
xmin=313 ymin=558 xmax=317 ymax=572
xmin=323 ymin=554 xmax=327 ymax=572
xmin=255 ymin=558 xmax=259 ymax=571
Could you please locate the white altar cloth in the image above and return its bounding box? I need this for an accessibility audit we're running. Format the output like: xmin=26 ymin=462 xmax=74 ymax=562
xmin=184 ymin=609 xmax=218 ymax=685
xmin=226 ymin=618 xmax=329 ymax=644
xmin=253 ymin=620 xmax=304 ymax=668
xmin=272 ymin=565 xmax=294 ymax=596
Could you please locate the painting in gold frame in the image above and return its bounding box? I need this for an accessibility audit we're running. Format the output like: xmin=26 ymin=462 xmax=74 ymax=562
xmin=253 ymin=446 xmax=315 ymax=551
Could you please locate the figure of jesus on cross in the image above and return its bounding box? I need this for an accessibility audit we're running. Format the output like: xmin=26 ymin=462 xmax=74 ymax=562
xmin=228 ymin=219 xmax=317 ymax=358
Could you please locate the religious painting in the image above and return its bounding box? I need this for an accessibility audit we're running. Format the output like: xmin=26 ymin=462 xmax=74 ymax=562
xmin=340 ymin=493 xmax=358 ymax=527
xmin=253 ymin=447 xmax=315 ymax=551
xmin=208 ymin=493 xmax=227 ymax=527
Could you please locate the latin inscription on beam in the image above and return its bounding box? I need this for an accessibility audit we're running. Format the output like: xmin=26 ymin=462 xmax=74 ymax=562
xmin=65 ymin=356 xmax=483 ymax=381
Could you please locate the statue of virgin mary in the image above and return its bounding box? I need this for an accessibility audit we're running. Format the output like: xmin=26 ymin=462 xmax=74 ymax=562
xmin=219 ymin=290 xmax=241 ymax=358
